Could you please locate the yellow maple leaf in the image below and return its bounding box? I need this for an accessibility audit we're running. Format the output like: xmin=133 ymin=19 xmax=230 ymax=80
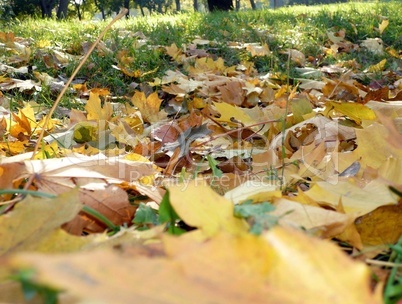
xmin=85 ymin=92 xmax=113 ymax=131
xmin=6 ymin=227 xmax=381 ymax=303
xmin=168 ymin=180 xmax=249 ymax=237
xmin=188 ymin=57 xmax=226 ymax=75
xmin=32 ymin=141 xmax=60 ymax=159
xmin=131 ymin=91 xmax=167 ymax=123
xmin=165 ymin=43 xmax=186 ymax=63
xmin=378 ymin=19 xmax=389 ymax=35
xmin=212 ymin=101 xmax=254 ymax=125
xmin=366 ymin=59 xmax=387 ymax=73
xmin=0 ymin=140 xmax=27 ymax=155
xmin=327 ymin=101 xmax=376 ymax=124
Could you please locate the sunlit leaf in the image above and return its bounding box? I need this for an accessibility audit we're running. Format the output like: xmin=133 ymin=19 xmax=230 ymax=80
xmin=131 ymin=91 xmax=167 ymax=123
xmin=0 ymin=189 xmax=82 ymax=255
xmin=168 ymin=181 xmax=249 ymax=237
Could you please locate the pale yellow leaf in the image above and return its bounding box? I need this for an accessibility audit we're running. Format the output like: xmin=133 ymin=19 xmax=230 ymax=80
xmin=224 ymin=180 xmax=281 ymax=204
xmin=6 ymin=227 xmax=380 ymax=304
xmin=0 ymin=189 xmax=82 ymax=256
xmin=168 ymin=180 xmax=249 ymax=237
xmin=85 ymin=92 xmax=113 ymax=122
xmin=304 ymin=180 xmax=398 ymax=215
xmin=379 ymin=19 xmax=389 ymax=35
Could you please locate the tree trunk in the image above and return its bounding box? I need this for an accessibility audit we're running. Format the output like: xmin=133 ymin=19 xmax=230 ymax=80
xmin=157 ymin=2 xmax=162 ymax=13
xmin=75 ymin=2 xmax=82 ymax=20
xmin=124 ymin=0 xmax=130 ymax=18
xmin=249 ymin=0 xmax=256 ymax=9
xmin=193 ymin=0 xmax=198 ymax=11
xmin=139 ymin=5 xmax=145 ymax=16
xmin=236 ymin=0 xmax=240 ymax=10
xmin=207 ymin=0 xmax=233 ymax=11
xmin=40 ymin=0 xmax=53 ymax=18
xmin=94 ymin=0 xmax=105 ymax=19
xmin=175 ymin=0 xmax=180 ymax=11
xmin=57 ymin=0 xmax=69 ymax=19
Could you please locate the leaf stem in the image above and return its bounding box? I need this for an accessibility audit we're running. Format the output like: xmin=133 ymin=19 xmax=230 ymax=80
xmin=81 ymin=205 xmax=119 ymax=232
xmin=0 ymin=189 xmax=56 ymax=200
xmin=31 ymin=8 xmax=129 ymax=159
xmin=0 ymin=189 xmax=119 ymax=232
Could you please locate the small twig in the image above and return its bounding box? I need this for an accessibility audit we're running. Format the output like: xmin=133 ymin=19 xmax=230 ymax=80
xmin=31 ymin=8 xmax=128 ymax=160
xmin=279 ymin=48 xmax=292 ymax=190
xmin=327 ymin=69 xmax=352 ymax=99
xmin=365 ymin=259 xmax=402 ymax=268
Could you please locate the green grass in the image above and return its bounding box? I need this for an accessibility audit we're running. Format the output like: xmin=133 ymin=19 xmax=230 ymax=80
xmin=0 ymin=1 xmax=401 ymax=105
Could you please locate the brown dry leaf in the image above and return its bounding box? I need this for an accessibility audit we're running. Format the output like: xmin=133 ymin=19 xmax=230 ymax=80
xmin=63 ymin=185 xmax=135 ymax=234
xmin=363 ymin=87 xmax=390 ymax=103
xmin=131 ymin=91 xmax=167 ymax=123
xmin=282 ymin=49 xmax=306 ymax=66
xmin=0 ymin=189 xmax=82 ymax=256
xmin=0 ymin=161 xmax=28 ymax=190
xmin=1 ymin=155 xmax=156 ymax=198
xmin=79 ymin=184 xmax=133 ymax=225
xmin=272 ymin=197 xmax=355 ymax=239
xmin=6 ymin=226 xmax=380 ymax=303
xmin=322 ymin=78 xmax=362 ymax=101
xmin=270 ymin=116 xmax=356 ymax=160
xmin=355 ymin=203 xmax=402 ymax=246
xmin=218 ymin=79 xmax=245 ymax=106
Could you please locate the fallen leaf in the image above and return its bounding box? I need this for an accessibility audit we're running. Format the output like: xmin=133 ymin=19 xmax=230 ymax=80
xmin=355 ymin=203 xmax=402 ymax=246
xmin=6 ymin=226 xmax=380 ymax=303
xmin=168 ymin=180 xmax=249 ymax=237
xmin=378 ymin=19 xmax=389 ymax=35
xmin=272 ymin=197 xmax=355 ymax=238
xmin=131 ymin=91 xmax=167 ymax=123
xmin=304 ymin=180 xmax=398 ymax=215
xmin=0 ymin=189 xmax=82 ymax=256
xmin=85 ymin=92 xmax=113 ymax=130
